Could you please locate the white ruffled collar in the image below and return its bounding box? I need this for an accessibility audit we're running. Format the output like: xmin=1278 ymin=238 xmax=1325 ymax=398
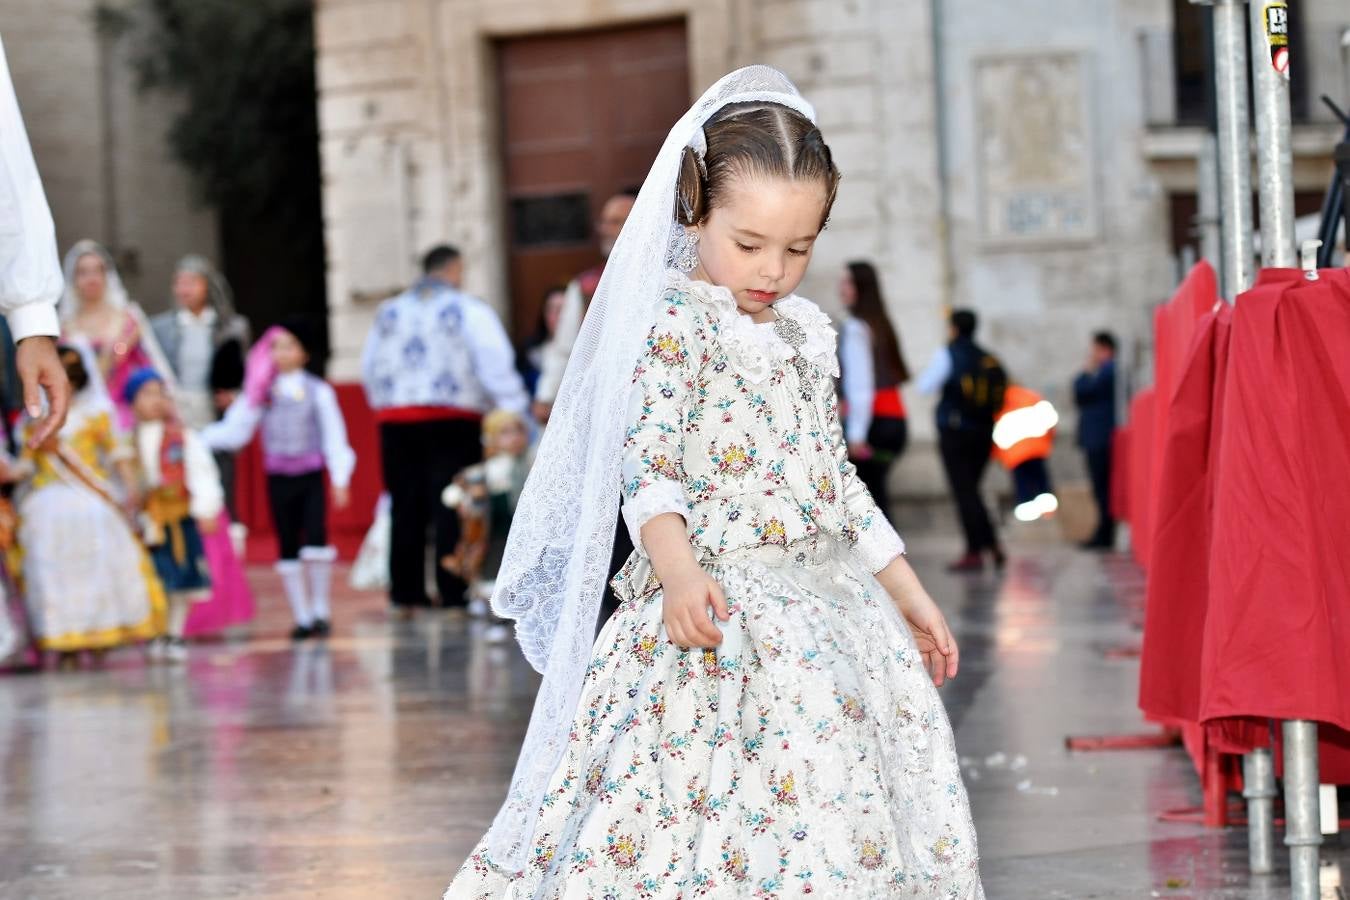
xmin=667 ymin=270 xmax=839 ymax=383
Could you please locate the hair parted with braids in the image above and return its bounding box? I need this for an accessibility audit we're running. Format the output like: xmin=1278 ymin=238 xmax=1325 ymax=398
xmin=675 ymin=102 xmax=841 ymax=231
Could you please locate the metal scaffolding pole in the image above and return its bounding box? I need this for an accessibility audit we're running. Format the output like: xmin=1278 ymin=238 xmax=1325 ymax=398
xmin=1250 ymin=0 xmax=1297 ymax=267
xmin=1209 ymin=0 xmax=1255 ymax=299
xmin=1196 ymin=0 xmax=1269 ymax=874
xmin=1284 ymin=719 xmax=1323 ymax=900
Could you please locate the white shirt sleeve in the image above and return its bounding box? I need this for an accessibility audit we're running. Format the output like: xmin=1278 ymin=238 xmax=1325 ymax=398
xmin=200 ymin=395 xmax=263 ymax=452
xmin=914 ymin=347 xmax=953 ymax=397
xmin=839 ymin=318 xmax=875 ymax=446
xmin=534 ymin=279 xmax=584 ymax=404
xmin=185 ymin=429 xmax=225 ymax=522
xmin=314 ymin=381 xmax=356 ymax=490
xmin=0 ymin=36 xmax=62 ymax=342
xmin=463 ymin=297 xmax=530 ymax=416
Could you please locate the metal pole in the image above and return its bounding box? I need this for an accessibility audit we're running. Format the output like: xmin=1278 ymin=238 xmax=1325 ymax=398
xmin=1210 ymin=0 xmax=1255 ymax=299
xmin=1242 ymin=747 xmax=1277 ymax=873
xmin=1196 ymin=134 xmax=1222 ymax=266
xmin=1249 ymin=0 xmax=1296 ymax=267
xmin=1283 ymin=719 xmax=1323 ymax=900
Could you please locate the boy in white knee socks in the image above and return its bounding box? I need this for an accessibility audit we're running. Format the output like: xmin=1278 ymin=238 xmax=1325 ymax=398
xmin=203 ymin=319 xmax=354 ymax=640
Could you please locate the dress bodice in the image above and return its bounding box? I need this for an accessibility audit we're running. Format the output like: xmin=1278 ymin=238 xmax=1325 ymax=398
xmin=621 ymin=273 xmax=904 ymax=573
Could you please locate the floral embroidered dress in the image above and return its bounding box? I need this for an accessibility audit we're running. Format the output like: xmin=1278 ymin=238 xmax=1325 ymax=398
xmin=446 ymin=273 xmax=983 ymax=899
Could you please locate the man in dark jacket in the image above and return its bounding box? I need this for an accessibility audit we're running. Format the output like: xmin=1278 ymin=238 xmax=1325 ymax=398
xmin=917 ymin=309 xmax=1007 ymax=572
xmin=1074 ymin=331 xmax=1118 ymax=550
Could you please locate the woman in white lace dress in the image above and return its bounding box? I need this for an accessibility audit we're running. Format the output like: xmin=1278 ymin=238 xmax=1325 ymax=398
xmin=445 ymin=67 xmax=983 ymax=899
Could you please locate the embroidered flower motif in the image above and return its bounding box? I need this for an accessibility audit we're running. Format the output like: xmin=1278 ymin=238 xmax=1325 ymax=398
xmin=769 ymin=769 xmax=799 ymax=806
xmin=932 ymin=834 xmax=957 ymax=863
xmin=646 ymin=452 xmax=680 ymax=481
xmin=532 ymin=842 xmax=555 ymax=871
xmin=649 ymin=332 xmax=687 ymax=367
xmin=712 ymin=441 xmax=756 ymax=477
xmin=633 ymin=633 xmax=659 ymax=665
xmin=814 ymin=473 xmax=837 ymax=505
xmin=757 ymin=518 xmax=788 ymax=546
xmin=721 ymin=838 xmax=750 ymax=882
xmin=605 ymin=831 xmax=640 ymax=869
xmin=857 ymin=838 xmax=885 ymax=870
xmin=837 ymin=693 xmax=866 ymax=722
xmin=585 ymin=765 xmax=605 ymax=795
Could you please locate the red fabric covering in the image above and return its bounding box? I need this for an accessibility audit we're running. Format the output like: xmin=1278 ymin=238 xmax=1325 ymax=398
xmin=1201 ymin=267 xmax=1350 ymax=734
xmin=1133 ymin=266 xmax=1350 ymax=786
xmin=1110 ymin=426 xmax=1130 ymax=523
xmin=1126 ymin=389 xmax=1156 ymax=567
xmin=1139 ymin=304 xmax=1232 ymax=726
xmin=1147 ymin=264 xmax=1219 ymax=544
xmin=234 ymin=383 xmax=383 ymax=563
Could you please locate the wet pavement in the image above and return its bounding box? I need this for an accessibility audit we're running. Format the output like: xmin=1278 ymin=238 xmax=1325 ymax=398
xmin=0 ymin=529 xmax=1346 ymax=898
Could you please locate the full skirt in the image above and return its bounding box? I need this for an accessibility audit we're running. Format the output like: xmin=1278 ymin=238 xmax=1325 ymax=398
xmin=19 ymin=484 xmax=165 ymax=652
xmin=445 ymin=537 xmax=983 ymax=899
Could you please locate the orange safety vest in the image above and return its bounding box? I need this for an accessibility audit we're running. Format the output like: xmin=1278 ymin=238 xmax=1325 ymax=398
xmin=992 ymin=384 xmax=1056 ymax=470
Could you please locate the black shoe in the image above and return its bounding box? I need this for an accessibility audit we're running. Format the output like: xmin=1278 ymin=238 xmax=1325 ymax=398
xmin=990 ymin=546 xmax=1008 ymax=570
xmin=290 ymin=624 xmax=315 ymax=641
xmin=311 ymin=619 xmax=331 ymax=638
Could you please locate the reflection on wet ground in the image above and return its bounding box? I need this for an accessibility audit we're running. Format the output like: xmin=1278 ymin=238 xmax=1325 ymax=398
xmin=0 ymin=533 xmax=1344 ymax=898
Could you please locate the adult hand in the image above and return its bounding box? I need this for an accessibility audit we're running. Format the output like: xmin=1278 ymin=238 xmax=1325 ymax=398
xmin=17 ymin=336 xmax=70 ymax=449
xmin=661 ymin=562 xmax=728 ymax=650
xmin=197 ymin=515 xmax=219 ymax=536
xmin=531 ymin=400 xmax=552 ymax=425
xmin=849 ymin=440 xmax=874 ymax=461
xmin=332 ymin=485 xmax=351 ymax=510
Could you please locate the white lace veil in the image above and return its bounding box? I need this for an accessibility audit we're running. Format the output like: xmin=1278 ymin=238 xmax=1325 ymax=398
xmin=485 ymin=65 xmax=816 ymax=868
xmin=60 ymin=239 xmax=177 ymax=388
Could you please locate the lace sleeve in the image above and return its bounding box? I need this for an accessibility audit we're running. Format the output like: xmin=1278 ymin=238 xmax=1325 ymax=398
xmin=619 ymin=290 xmax=703 ymax=552
xmin=823 ymin=377 xmax=905 ymax=572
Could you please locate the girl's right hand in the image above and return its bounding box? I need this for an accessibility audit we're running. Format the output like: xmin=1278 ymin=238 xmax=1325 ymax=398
xmin=661 ymin=563 xmax=729 ymax=649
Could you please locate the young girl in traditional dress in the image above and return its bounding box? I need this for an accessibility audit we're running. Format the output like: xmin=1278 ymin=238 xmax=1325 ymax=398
xmin=17 ymin=344 xmax=164 ymax=666
xmin=125 ymin=368 xmax=224 ymax=663
xmin=445 ymin=67 xmax=982 ymax=899
xmin=203 ymin=320 xmax=354 ymax=640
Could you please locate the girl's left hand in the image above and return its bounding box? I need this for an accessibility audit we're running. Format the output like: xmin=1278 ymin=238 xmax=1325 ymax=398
xmin=332 ymin=486 xmax=350 ymax=510
xmin=901 ymin=592 xmax=960 ymax=687
xmin=197 ymin=516 xmax=219 ymax=536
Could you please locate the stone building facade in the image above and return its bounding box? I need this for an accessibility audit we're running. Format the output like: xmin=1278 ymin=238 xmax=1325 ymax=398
xmin=5 ymin=0 xmax=219 ymax=312
xmin=313 ymin=1 xmax=1345 ymax=431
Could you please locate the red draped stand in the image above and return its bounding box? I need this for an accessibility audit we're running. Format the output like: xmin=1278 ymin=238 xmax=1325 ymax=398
xmin=1122 ymin=263 xmax=1350 ymax=824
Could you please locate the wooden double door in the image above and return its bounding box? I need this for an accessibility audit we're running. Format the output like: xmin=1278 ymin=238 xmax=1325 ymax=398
xmin=496 ymin=20 xmax=690 ymax=339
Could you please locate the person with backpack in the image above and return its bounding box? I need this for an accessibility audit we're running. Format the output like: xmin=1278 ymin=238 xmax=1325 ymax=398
xmin=917 ymin=308 xmax=1007 ymax=572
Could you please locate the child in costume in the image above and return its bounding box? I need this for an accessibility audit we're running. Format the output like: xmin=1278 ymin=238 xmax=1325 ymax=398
xmin=440 ymin=408 xmax=531 ymax=640
xmin=203 ymin=320 xmax=354 ymax=640
xmin=17 ymin=345 xmax=165 ymax=666
xmin=444 ymin=67 xmax=983 ymax=899
xmin=125 ymin=368 xmax=223 ymax=663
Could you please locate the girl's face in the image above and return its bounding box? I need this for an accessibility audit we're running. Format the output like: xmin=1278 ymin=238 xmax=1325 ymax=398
xmin=543 ymin=290 xmax=566 ymax=336
xmin=270 ymin=330 xmax=309 ymax=373
xmin=839 ymin=268 xmax=857 ymax=310
xmin=174 ymin=271 xmax=210 ymax=314
xmin=74 ymin=254 xmax=107 ymax=306
xmin=691 ymin=175 xmax=828 ymax=322
xmin=132 ymin=380 xmax=171 ymax=422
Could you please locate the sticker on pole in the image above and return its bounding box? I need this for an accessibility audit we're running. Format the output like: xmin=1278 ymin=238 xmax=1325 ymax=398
xmin=1263 ymin=2 xmax=1290 ymax=80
